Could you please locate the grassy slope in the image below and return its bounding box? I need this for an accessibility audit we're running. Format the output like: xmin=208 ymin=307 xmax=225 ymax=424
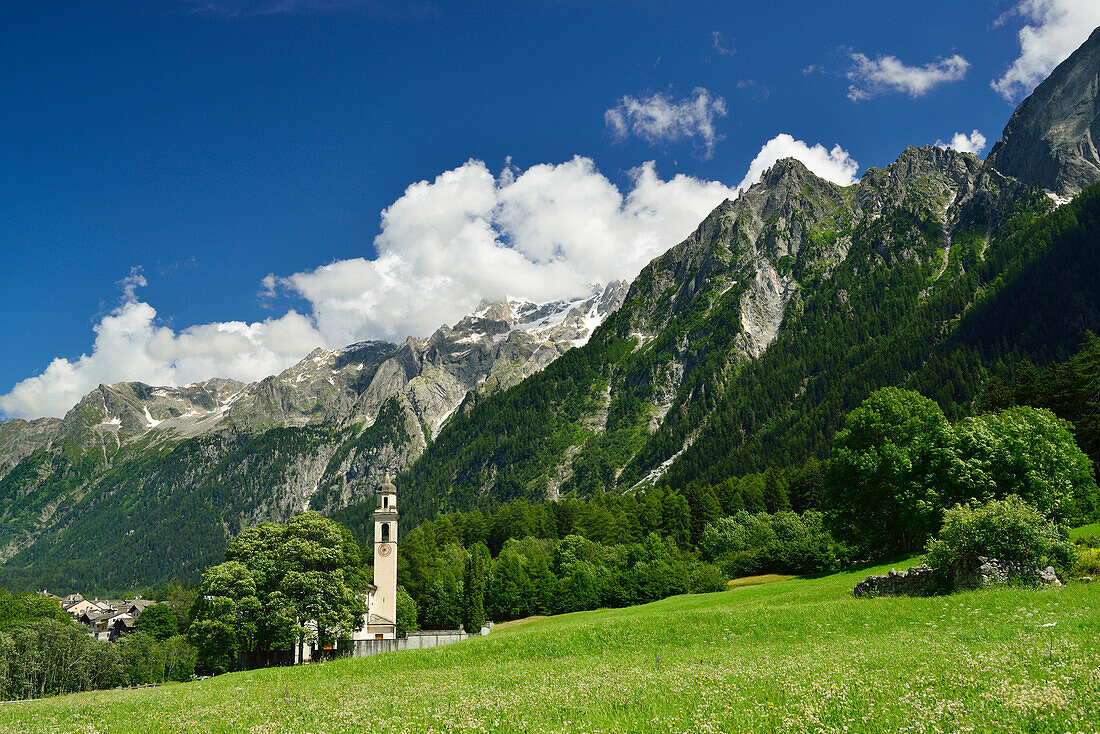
xmin=1069 ymin=523 xmax=1100 ymax=540
xmin=3 ymin=562 xmax=1099 ymax=734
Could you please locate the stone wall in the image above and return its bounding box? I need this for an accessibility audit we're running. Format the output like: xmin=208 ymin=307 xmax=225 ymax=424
xmin=853 ymin=564 xmax=935 ymax=597
xmin=853 ymin=557 xmax=1063 ymax=597
xmin=951 ymin=556 xmax=1062 ymax=590
xmin=350 ymin=625 xmax=491 ymax=658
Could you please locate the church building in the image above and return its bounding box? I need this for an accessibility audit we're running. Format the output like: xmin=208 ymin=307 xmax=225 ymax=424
xmin=354 ymin=472 xmax=399 ymax=640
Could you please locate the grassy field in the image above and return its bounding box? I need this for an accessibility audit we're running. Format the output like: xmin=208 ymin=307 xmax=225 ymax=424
xmin=3 ymin=560 xmax=1098 ymax=734
xmin=1069 ymin=522 xmax=1100 ymax=540
xmin=727 ymin=574 xmax=797 ymax=588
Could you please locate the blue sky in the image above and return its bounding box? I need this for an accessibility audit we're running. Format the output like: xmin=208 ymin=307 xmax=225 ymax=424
xmin=2 ymin=0 xmax=1098 ymax=418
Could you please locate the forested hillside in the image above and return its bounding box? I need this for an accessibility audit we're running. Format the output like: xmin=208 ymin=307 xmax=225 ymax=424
xmin=361 ymin=156 xmax=1100 ymax=535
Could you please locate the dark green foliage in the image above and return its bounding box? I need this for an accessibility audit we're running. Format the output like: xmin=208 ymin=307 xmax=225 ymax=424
xmin=762 ymin=468 xmax=791 ymax=513
xmin=698 ymin=511 xmax=844 ymax=577
xmin=0 ymin=596 xmax=196 ymax=700
xmin=0 ymin=619 xmax=122 ymax=700
xmin=949 ymin=406 xmax=1097 ymax=523
xmin=133 ymin=603 xmax=177 ymax=642
xmin=787 ymin=458 xmax=825 ymax=513
xmin=397 ymin=491 xmax=727 ymax=624
xmin=486 ymin=548 xmax=534 ymax=620
xmin=460 ymin=544 xmax=488 ymax=633
xmin=395 ymin=586 xmax=418 ymax=639
xmin=419 ymin=580 xmax=462 ymax=630
xmin=826 ymin=388 xmax=1098 ymax=559
xmin=982 ymin=332 xmax=1100 ymax=486
xmin=825 ymin=388 xmax=955 ymax=556
xmin=0 ymin=589 xmax=70 ymax=630
xmin=188 ymin=512 xmax=367 ymax=674
xmin=0 ymin=425 xmax=347 ymax=594
xmin=116 ymin=632 xmax=165 ymax=686
xmin=685 ymin=484 xmax=721 ymax=546
xmin=924 ymin=496 xmax=1075 ymax=574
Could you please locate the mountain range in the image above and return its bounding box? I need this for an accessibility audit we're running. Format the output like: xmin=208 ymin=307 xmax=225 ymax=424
xmin=4 ymin=28 xmax=1100 ymax=593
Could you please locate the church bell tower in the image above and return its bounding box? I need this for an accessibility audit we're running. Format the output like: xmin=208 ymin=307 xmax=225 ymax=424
xmin=368 ymin=471 xmax=399 ymax=638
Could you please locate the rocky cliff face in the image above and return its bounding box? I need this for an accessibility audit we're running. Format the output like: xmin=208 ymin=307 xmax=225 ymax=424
xmin=986 ymin=25 xmax=1100 ymax=197
xmin=618 ymin=144 xmax=1019 ymax=369
xmin=0 ymin=418 xmax=60 ymax=478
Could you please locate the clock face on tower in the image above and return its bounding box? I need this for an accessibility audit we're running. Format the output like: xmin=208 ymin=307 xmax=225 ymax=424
xmin=377 ymin=543 xmax=392 ymax=557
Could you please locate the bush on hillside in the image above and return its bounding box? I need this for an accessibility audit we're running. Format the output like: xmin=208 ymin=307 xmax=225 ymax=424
xmin=948 ymin=406 xmax=1098 ymax=524
xmin=698 ymin=510 xmax=843 ymax=578
xmin=688 ymin=563 xmax=726 ymax=593
xmin=924 ymin=495 xmax=1074 ymax=575
xmin=1071 ymin=546 xmax=1100 ymax=578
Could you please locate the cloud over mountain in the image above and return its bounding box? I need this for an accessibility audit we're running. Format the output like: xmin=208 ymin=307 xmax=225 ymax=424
xmin=0 ymin=292 xmax=324 ymax=420
xmin=991 ymin=0 xmax=1100 ymax=100
xmin=736 ymin=134 xmax=860 ymax=192
xmin=284 ymin=157 xmax=737 ymax=348
xmin=846 ymin=52 xmax=969 ymax=101
xmin=935 ymin=129 xmax=988 ymax=155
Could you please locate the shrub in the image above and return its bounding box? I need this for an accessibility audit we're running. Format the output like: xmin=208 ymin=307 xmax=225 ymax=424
xmin=134 ymin=603 xmax=178 ymax=642
xmin=161 ymin=635 xmax=197 ymax=682
xmin=688 ymin=563 xmax=726 ymax=593
xmin=698 ymin=510 xmax=842 ymax=577
xmin=1071 ymin=546 xmax=1100 ymax=578
xmin=947 ymin=406 xmax=1098 ymax=524
xmin=924 ymin=495 xmax=1075 ymax=575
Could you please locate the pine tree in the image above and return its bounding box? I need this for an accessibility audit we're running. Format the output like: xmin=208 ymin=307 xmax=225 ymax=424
xmin=687 ymin=486 xmax=721 ymax=546
xmin=460 ymin=544 xmax=489 ymax=632
xmin=762 ymin=468 xmax=791 ymax=513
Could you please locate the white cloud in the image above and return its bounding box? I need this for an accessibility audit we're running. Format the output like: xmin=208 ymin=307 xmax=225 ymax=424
xmin=0 ymin=288 xmax=325 ymax=419
xmin=935 ymin=129 xmax=988 ymax=155
xmin=2 ymin=157 xmax=738 ymax=420
xmin=736 ymin=134 xmax=860 ymax=192
xmin=605 ymin=88 xmax=728 ymax=158
xmin=991 ymin=0 xmax=1100 ymax=100
xmin=846 ymin=53 xmax=969 ymax=101
xmin=711 ymin=31 xmax=735 ymax=57
xmin=285 ymin=157 xmax=738 ymax=347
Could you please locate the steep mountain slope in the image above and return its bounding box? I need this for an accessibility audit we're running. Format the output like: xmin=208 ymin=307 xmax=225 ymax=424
xmin=358 ymin=30 xmax=1100 ymax=534
xmin=0 ymin=285 xmax=625 ymax=590
xmin=375 ymin=144 xmax=1051 ymax=530
xmin=987 ymin=25 xmax=1100 ymax=197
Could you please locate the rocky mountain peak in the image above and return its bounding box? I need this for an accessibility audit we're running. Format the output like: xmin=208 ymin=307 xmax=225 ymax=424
xmin=857 ymin=145 xmax=985 ymax=219
xmin=986 ymin=25 xmax=1100 ymax=196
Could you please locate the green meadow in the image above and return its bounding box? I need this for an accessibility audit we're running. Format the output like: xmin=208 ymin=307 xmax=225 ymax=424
xmin=1069 ymin=522 xmax=1100 ymax=540
xmin=3 ymin=561 xmax=1098 ymax=734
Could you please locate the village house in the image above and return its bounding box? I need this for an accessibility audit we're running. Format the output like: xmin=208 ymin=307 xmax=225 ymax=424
xmin=40 ymin=590 xmax=162 ymax=642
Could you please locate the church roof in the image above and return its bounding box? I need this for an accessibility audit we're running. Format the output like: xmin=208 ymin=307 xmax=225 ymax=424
xmin=378 ymin=470 xmax=396 ymax=493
